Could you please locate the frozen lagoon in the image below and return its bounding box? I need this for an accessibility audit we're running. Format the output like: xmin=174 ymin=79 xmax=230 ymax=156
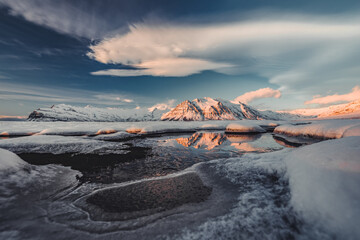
xmin=0 ymin=119 xmax=360 ymax=239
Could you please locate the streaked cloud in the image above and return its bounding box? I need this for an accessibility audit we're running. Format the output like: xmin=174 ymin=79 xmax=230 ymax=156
xmin=305 ymin=86 xmax=360 ymax=105
xmin=233 ymin=88 xmax=281 ymax=104
xmin=88 ymin=18 xmax=360 ymax=65
xmin=148 ymin=99 xmax=176 ymax=112
xmin=0 ymin=82 xmax=136 ymax=106
xmin=94 ymin=94 xmax=134 ymax=103
xmin=0 ymin=0 xmax=115 ymax=38
xmin=88 ymin=14 xmax=360 ymax=99
xmin=0 ymin=73 xmax=9 ymax=79
xmin=0 ymin=115 xmax=26 ymax=119
xmin=91 ymin=58 xmax=232 ymax=77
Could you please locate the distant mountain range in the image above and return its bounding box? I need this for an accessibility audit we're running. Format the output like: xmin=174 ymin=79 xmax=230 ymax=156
xmin=28 ymin=104 xmax=167 ymax=122
xmin=27 ymin=98 xmax=360 ymax=122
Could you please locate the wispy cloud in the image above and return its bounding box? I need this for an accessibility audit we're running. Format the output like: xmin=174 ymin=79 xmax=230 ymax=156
xmin=0 ymin=82 xmax=136 ymax=106
xmin=94 ymin=94 xmax=134 ymax=103
xmin=305 ymin=86 xmax=360 ymax=105
xmin=88 ymin=13 xmax=360 ymax=98
xmin=0 ymin=0 xmax=122 ymax=39
xmin=0 ymin=72 xmax=10 ymax=79
xmin=91 ymin=58 xmax=232 ymax=77
xmin=233 ymin=88 xmax=281 ymax=104
xmin=0 ymin=115 xmax=26 ymax=119
xmin=0 ymin=115 xmax=27 ymax=121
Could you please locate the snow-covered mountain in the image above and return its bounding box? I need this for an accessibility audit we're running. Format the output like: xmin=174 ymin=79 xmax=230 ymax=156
xmin=27 ymin=104 xmax=167 ymax=122
xmin=27 ymin=98 xmax=303 ymax=122
xmin=161 ymin=97 xmax=297 ymax=121
xmin=279 ymin=100 xmax=360 ymax=118
xmin=318 ymin=100 xmax=360 ymax=118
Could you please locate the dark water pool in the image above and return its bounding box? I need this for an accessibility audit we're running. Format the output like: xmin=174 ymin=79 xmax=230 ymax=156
xmin=16 ymin=132 xmax=290 ymax=183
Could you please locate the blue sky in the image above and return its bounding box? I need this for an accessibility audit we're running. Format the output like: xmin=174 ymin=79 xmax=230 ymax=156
xmin=1 ymin=0 xmax=360 ymax=116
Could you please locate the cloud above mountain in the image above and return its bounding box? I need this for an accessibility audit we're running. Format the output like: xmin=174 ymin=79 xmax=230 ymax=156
xmin=94 ymin=94 xmax=134 ymax=103
xmin=91 ymin=58 xmax=232 ymax=77
xmin=87 ymin=14 xmax=360 ymax=99
xmin=148 ymin=99 xmax=176 ymax=112
xmin=233 ymin=88 xmax=281 ymax=104
xmin=305 ymin=86 xmax=360 ymax=105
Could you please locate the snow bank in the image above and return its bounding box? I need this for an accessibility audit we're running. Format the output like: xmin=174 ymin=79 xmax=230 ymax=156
xmin=0 ymin=135 xmax=127 ymax=155
xmin=92 ymin=131 xmax=135 ymax=140
xmin=274 ymin=119 xmax=360 ymax=139
xmin=342 ymin=124 xmax=360 ymax=137
xmin=286 ymin=136 xmax=360 ymax=239
xmin=0 ymin=120 xmax=285 ymax=137
xmin=225 ymin=123 xmax=266 ymax=133
xmin=0 ymin=148 xmax=26 ymax=171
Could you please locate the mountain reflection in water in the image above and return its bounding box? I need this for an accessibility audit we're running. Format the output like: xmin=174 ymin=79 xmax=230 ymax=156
xmin=15 ymin=132 xmax=287 ymax=185
xmin=175 ymin=132 xmax=272 ymax=152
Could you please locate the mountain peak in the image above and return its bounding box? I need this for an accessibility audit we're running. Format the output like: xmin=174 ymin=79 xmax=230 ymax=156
xmin=161 ymin=98 xmax=286 ymax=121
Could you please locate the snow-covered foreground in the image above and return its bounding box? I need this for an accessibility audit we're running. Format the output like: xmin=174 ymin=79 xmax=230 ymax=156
xmin=0 ymin=119 xmax=360 ymax=239
xmin=286 ymin=137 xmax=360 ymax=238
xmin=177 ymin=136 xmax=360 ymax=239
xmin=274 ymin=119 xmax=360 ymax=139
xmin=0 ymin=136 xmax=359 ymax=239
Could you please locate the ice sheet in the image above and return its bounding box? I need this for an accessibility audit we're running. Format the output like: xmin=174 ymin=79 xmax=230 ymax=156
xmin=0 ymin=135 xmax=127 ymax=154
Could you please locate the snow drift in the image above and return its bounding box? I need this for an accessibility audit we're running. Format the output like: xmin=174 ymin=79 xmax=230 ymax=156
xmin=0 ymin=148 xmax=26 ymax=171
xmin=286 ymin=136 xmax=360 ymax=239
xmin=274 ymin=119 xmax=360 ymax=139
